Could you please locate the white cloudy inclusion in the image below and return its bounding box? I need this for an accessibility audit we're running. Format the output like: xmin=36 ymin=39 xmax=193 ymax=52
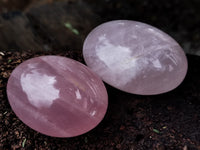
xmin=20 ymin=69 xmax=60 ymax=108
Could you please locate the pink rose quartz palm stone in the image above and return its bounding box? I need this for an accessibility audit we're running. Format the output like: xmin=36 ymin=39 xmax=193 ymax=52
xmin=83 ymin=20 xmax=188 ymax=95
xmin=7 ymin=56 xmax=108 ymax=137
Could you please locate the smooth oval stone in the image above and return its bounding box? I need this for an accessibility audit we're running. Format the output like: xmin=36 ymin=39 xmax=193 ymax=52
xmin=7 ymin=56 xmax=108 ymax=137
xmin=83 ymin=20 xmax=188 ymax=95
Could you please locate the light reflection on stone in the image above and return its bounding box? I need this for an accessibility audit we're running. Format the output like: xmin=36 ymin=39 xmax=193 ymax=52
xmin=83 ymin=20 xmax=188 ymax=95
xmin=7 ymin=56 xmax=108 ymax=137
xmin=21 ymin=70 xmax=60 ymax=108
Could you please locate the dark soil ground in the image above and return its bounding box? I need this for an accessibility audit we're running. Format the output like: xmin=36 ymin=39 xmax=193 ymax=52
xmin=1 ymin=0 xmax=200 ymax=149
xmin=1 ymin=51 xmax=200 ymax=150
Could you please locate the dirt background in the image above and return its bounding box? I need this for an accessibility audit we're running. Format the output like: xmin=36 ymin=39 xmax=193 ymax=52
xmin=0 ymin=0 xmax=200 ymax=149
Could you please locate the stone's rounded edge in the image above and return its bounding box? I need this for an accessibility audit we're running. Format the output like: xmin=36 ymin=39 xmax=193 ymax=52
xmin=83 ymin=19 xmax=177 ymax=44
xmin=6 ymin=56 xmax=40 ymax=110
xmin=6 ymin=55 xmax=108 ymax=138
xmin=100 ymin=51 xmax=188 ymax=96
xmin=82 ymin=19 xmax=184 ymax=58
xmin=6 ymin=57 xmax=42 ymax=136
xmin=83 ymin=20 xmax=188 ymax=95
xmin=127 ymin=53 xmax=188 ymax=95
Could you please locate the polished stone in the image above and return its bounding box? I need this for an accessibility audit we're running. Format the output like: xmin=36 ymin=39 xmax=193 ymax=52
xmin=83 ymin=20 xmax=188 ymax=95
xmin=7 ymin=56 xmax=108 ymax=137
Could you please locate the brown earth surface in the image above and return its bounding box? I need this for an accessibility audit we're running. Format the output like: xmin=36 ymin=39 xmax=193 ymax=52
xmin=1 ymin=51 xmax=200 ymax=150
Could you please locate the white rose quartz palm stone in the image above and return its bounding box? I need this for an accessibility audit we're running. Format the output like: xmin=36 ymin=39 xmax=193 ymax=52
xmin=7 ymin=56 xmax=108 ymax=137
xmin=83 ymin=20 xmax=188 ymax=95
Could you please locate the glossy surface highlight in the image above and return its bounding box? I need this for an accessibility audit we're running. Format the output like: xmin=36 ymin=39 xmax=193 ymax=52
xmin=7 ymin=56 xmax=108 ymax=137
xmin=83 ymin=20 xmax=188 ymax=95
